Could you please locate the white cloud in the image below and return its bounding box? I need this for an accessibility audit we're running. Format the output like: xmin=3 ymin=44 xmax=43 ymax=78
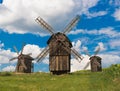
xmin=69 ymin=27 xmax=120 ymax=38
xmin=72 ymin=40 xmax=82 ymax=52
xmin=95 ymin=42 xmax=106 ymax=51
xmin=23 ymin=44 xmax=49 ymax=64
xmin=23 ymin=44 xmax=43 ymax=58
xmin=109 ymin=39 xmax=120 ymax=48
xmin=71 ymin=55 xmax=90 ymax=72
xmin=0 ymin=49 xmax=17 ymax=63
xmin=2 ymin=65 xmax=15 ymax=72
xmin=0 ymin=41 xmax=4 ymax=49
xmin=99 ymin=54 xmax=120 ymax=67
xmin=86 ymin=11 xmax=107 ymax=18
xmin=109 ymin=0 xmax=120 ymax=7
xmin=69 ymin=29 xmax=84 ymax=35
xmin=98 ymin=27 xmax=120 ymax=37
xmin=0 ymin=0 xmax=99 ymax=35
xmin=79 ymin=0 xmax=99 ymax=13
xmin=113 ymin=9 xmax=120 ymax=21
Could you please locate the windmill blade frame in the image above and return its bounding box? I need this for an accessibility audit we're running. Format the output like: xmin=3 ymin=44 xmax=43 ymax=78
xmin=84 ymin=49 xmax=91 ymax=57
xmin=20 ymin=43 xmax=26 ymax=54
xmin=94 ymin=46 xmax=100 ymax=56
xmin=71 ymin=48 xmax=83 ymax=60
xmin=59 ymin=40 xmax=83 ymax=63
xmin=26 ymin=53 xmax=32 ymax=56
xmin=21 ymin=59 xmax=27 ymax=70
xmin=94 ymin=61 xmax=101 ymax=67
xmin=83 ymin=61 xmax=90 ymax=70
xmin=9 ymin=57 xmax=18 ymax=61
xmin=35 ymin=16 xmax=55 ymax=35
xmin=62 ymin=15 xmax=80 ymax=34
xmin=37 ymin=46 xmax=49 ymax=62
xmin=13 ymin=46 xmax=19 ymax=55
xmin=36 ymin=46 xmax=49 ymax=59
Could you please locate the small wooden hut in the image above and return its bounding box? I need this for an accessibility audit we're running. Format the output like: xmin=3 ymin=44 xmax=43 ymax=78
xmin=89 ymin=56 xmax=102 ymax=72
xmin=16 ymin=55 xmax=34 ymax=73
xmin=47 ymin=32 xmax=72 ymax=75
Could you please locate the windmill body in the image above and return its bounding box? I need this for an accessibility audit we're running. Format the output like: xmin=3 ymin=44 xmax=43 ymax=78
xmin=36 ymin=15 xmax=83 ymax=75
xmin=10 ymin=45 xmax=34 ymax=73
xmin=16 ymin=54 xmax=34 ymax=73
xmin=90 ymin=56 xmax=102 ymax=72
xmin=83 ymin=47 xmax=102 ymax=72
xmin=47 ymin=32 xmax=72 ymax=74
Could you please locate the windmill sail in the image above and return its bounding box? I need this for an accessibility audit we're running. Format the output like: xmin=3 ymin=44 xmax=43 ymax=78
xmin=35 ymin=15 xmax=83 ymax=74
xmin=35 ymin=16 xmax=55 ymax=34
xmin=10 ymin=44 xmax=34 ymax=73
xmin=62 ymin=15 xmax=80 ymax=34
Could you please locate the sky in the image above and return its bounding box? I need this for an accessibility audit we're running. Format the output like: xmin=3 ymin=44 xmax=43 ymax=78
xmin=0 ymin=0 xmax=120 ymax=72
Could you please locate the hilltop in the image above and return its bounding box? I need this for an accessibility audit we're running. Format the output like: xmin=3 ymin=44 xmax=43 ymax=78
xmin=0 ymin=64 xmax=120 ymax=91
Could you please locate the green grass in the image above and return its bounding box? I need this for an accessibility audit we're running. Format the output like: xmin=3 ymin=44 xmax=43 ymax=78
xmin=0 ymin=66 xmax=120 ymax=91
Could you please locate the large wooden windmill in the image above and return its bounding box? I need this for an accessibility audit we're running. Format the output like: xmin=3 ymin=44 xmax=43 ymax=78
xmin=10 ymin=44 xmax=34 ymax=73
xmin=83 ymin=47 xmax=102 ymax=72
xmin=35 ymin=15 xmax=83 ymax=75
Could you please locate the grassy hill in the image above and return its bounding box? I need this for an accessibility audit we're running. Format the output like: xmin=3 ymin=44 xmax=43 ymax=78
xmin=0 ymin=64 xmax=120 ymax=91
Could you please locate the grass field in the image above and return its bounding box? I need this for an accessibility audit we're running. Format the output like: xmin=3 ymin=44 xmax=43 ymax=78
xmin=0 ymin=65 xmax=120 ymax=91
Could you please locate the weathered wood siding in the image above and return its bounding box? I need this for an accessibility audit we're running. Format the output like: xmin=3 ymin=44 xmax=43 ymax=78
xmin=90 ymin=56 xmax=102 ymax=72
xmin=16 ymin=55 xmax=34 ymax=73
xmin=48 ymin=33 xmax=72 ymax=74
xmin=49 ymin=55 xmax=70 ymax=71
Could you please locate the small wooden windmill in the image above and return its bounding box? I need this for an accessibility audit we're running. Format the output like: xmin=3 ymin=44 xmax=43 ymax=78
xmin=83 ymin=46 xmax=102 ymax=72
xmin=35 ymin=15 xmax=83 ymax=75
xmin=10 ymin=44 xmax=34 ymax=73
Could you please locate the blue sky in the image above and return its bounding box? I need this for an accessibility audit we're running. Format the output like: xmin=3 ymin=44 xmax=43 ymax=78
xmin=0 ymin=0 xmax=120 ymax=72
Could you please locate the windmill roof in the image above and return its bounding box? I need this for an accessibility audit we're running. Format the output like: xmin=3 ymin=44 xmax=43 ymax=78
xmin=47 ymin=32 xmax=72 ymax=47
xmin=23 ymin=55 xmax=34 ymax=61
xmin=89 ymin=56 xmax=102 ymax=60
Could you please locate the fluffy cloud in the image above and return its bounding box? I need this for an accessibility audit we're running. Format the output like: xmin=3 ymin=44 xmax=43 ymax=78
xmin=0 ymin=41 xmax=4 ymax=49
xmin=72 ymin=40 xmax=82 ymax=53
xmin=23 ymin=44 xmax=49 ymax=64
xmin=113 ymin=9 xmax=120 ymax=21
xmin=109 ymin=0 xmax=120 ymax=7
xmin=23 ymin=44 xmax=43 ymax=58
xmin=109 ymin=39 xmax=120 ymax=49
xmin=69 ymin=27 xmax=120 ymax=38
xmin=71 ymin=55 xmax=90 ymax=72
xmin=2 ymin=65 xmax=15 ymax=72
xmin=0 ymin=49 xmax=17 ymax=63
xmin=99 ymin=54 xmax=120 ymax=67
xmin=85 ymin=11 xmax=107 ymax=18
xmin=95 ymin=42 xmax=106 ymax=51
xmin=0 ymin=0 xmax=100 ymax=35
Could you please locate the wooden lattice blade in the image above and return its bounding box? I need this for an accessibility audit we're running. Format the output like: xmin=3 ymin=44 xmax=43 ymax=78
xmin=9 ymin=57 xmax=18 ymax=61
xmin=62 ymin=15 xmax=80 ymax=34
xmin=35 ymin=16 xmax=55 ymax=34
xmin=13 ymin=46 xmax=19 ymax=55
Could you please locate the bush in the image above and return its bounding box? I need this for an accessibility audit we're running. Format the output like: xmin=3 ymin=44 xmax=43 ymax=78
xmin=105 ymin=64 xmax=120 ymax=79
xmin=0 ymin=72 xmax=12 ymax=76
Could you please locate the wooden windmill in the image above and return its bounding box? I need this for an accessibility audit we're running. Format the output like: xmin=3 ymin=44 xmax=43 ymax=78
xmin=10 ymin=44 xmax=34 ymax=73
xmin=35 ymin=15 xmax=83 ymax=75
xmin=83 ymin=46 xmax=102 ymax=72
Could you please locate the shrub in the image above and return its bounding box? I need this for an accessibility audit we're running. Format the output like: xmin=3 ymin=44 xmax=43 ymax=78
xmin=0 ymin=72 xmax=12 ymax=76
xmin=105 ymin=64 xmax=120 ymax=79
